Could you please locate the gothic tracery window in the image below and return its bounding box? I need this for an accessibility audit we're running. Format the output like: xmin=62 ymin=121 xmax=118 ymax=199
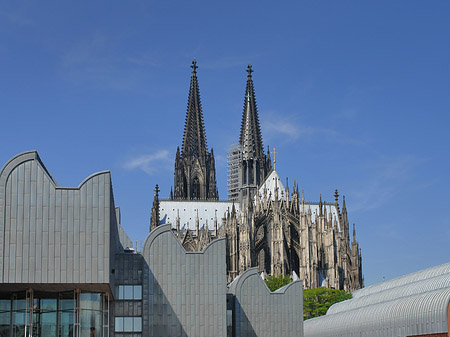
xmin=192 ymin=176 xmax=200 ymax=199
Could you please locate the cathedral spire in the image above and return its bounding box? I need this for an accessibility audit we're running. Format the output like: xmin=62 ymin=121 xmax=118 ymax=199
xmin=174 ymin=60 xmax=218 ymax=200
xmin=150 ymin=184 xmax=160 ymax=232
xmin=239 ymin=64 xmax=264 ymax=160
xmin=182 ymin=59 xmax=207 ymax=157
xmin=238 ymin=65 xmax=270 ymax=204
xmin=319 ymin=194 xmax=323 ymax=216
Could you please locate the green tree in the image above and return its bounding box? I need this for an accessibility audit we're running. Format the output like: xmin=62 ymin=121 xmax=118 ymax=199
xmin=303 ymin=287 xmax=352 ymax=320
xmin=264 ymin=274 xmax=292 ymax=291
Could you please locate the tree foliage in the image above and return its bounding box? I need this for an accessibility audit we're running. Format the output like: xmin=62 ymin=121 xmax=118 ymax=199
xmin=263 ymin=276 xmax=352 ymax=321
xmin=264 ymin=274 xmax=292 ymax=291
xmin=303 ymin=287 xmax=352 ymax=320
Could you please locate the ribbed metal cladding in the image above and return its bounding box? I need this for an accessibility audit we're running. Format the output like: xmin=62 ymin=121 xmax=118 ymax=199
xmin=305 ymin=288 xmax=450 ymax=337
xmin=352 ymin=262 xmax=450 ymax=299
xmin=304 ymin=263 xmax=450 ymax=337
xmin=142 ymin=224 xmax=227 ymax=337
xmin=328 ymin=272 xmax=450 ymax=315
xmin=228 ymin=268 xmax=303 ymax=337
xmin=0 ymin=151 xmax=113 ymax=285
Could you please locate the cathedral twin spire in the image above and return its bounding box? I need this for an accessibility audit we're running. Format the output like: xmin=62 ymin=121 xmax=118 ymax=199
xmin=238 ymin=65 xmax=271 ymax=202
xmin=240 ymin=65 xmax=265 ymax=161
xmin=173 ymin=60 xmax=218 ymax=200
xmin=182 ymin=60 xmax=265 ymax=162
xmin=181 ymin=59 xmax=208 ymax=158
xmin=173 ymin=60 xmax=269 ymax=201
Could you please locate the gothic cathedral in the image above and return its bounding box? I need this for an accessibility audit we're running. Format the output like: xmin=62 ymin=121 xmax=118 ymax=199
xmin=151 ymin=60 xmax=364 ymax=292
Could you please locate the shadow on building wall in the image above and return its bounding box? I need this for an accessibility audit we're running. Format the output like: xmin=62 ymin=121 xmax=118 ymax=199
xmin=142 ymin=225 xmax=227 ymax=337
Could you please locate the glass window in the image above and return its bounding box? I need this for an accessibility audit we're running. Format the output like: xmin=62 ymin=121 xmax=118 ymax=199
xmin=123 ymin=286 xmax=133 ymax=300
xmin=0 ymin=299 xmax=10 ymax=311
xmin=115 ymin=317 xmax=124 ymax=332
xmin=40 ymin=298 xmax=57 ymax=312
xmin=227 ymin=309 xmax=233 ymax=337
xmin=123 ymin=317 xmax=133 ymax=332
xmin=133 ymin=286 xmax=142 ymax=300
xmin=39 ymin=311 xmax=57 ymax=337
xmin=13 ymin=299 xmax=26 ymax=311
xmin=115 ymin=317 xmax=142 ymax=333
xmin=133 ymin=317 xmax=142 ymax=332
xmin=0 ymin=311 xmax=11 ymax=336
xmin=12 ymin=311 xmax=26 ymax=336
xmin=59 ymin=311 xmax=74 ymax=336
xmin=117 ymin=286 xmax=142 ymax=300
xmin=0 ymin=291 xmax=108 ymax=337
xmin=80 ymin=293 xmax=102 ymax=311
xmin=59 ymin=292 xmax=75 ymax=311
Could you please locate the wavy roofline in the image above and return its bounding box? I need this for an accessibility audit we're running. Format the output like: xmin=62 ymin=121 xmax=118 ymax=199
xmin=143 ymin=224 xmax=225 ymax=256
xmin=228 ymin=267 xmax=302 ymax=295
xmin=0 ymin=150 xmax=110 ymax=190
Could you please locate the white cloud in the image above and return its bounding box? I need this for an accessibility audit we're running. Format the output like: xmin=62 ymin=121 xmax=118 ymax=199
xmin=263 ymin=119 xmax=302 ymax=141
xmin=261 ymin=113 xmax=361 ymax=145
xmin=262 ymin=114 xmax=317 ymax=142
xmin=350 ymin=155 xmax=427 ymax=212
xmin=123 ymin=150 xmax=171 ymax=175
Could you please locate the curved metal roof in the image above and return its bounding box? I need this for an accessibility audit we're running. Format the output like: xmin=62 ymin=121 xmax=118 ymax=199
xmin=352 ymin=262 xmax=450 ymax=298
xmin=304 ymin=287 xmax=450 ymax=337
xmin=328 ymin=272 xmax=450 ymax=315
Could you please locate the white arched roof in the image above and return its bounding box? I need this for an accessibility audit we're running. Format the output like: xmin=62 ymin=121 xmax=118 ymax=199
xmin=352 ymin=262 xmax=450 ymax=299
xmin=304 ymin=263 xmax=450 ymax=337
xmin=328 ymin=272 xmax=450 ymax=315
xmin=305 ymin=287 xmax=450 ymax=337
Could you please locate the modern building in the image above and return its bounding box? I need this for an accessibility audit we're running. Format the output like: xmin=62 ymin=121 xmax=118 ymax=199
xmin=0 ymin=150 xmax=303 ymax=337
xmin=153 ymin=61 xmax=363 ymax=291
xmin=304 ymin=262 xmax=450 ymax=337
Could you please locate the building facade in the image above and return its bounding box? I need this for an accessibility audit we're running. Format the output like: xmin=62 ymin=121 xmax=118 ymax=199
xmin=0 ymin=151 xmax=303 ymax=337
xmin=153 ymin=61 xmax=364 ymax=292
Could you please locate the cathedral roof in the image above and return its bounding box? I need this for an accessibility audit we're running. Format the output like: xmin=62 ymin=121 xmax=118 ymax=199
xmin=181 ymin=59 xmax=208 ymax=157
xmin=159 ymin=199 xmax=240 ymax=231
xmin=258 ymin=169 xmax=286 ymax=201
xmin=257 ymin=168 xmax=341 ymax=227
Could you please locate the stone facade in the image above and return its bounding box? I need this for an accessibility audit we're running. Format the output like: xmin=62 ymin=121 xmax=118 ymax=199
xmin=152 ymin=61 xmax=363 ymax=292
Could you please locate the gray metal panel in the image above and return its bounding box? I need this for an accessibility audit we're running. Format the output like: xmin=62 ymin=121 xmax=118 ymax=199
xmin=229 ymin=268 xmax=303 ymax=337
xmin=0 ymin=151 xmax=115 ymax=286
xmin=115 ymin=207 xmax=133 ymax=250
xmin=142 ymin=224 xmax=227 ymax=337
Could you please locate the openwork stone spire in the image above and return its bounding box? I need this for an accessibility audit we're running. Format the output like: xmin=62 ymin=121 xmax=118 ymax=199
xmin=238 ymin=65 xmax=270 ymax=205
xmin=173 ymin=60 xmax=218 ymax=200
xmin=239 ymin=64 xmax=264 ymax=160
xmin=182 ymin=59 xmax=208 ymax=158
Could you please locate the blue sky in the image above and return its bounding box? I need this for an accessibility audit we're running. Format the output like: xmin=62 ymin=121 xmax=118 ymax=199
xmin=1 ymin=1 xmax=449 ymax=287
